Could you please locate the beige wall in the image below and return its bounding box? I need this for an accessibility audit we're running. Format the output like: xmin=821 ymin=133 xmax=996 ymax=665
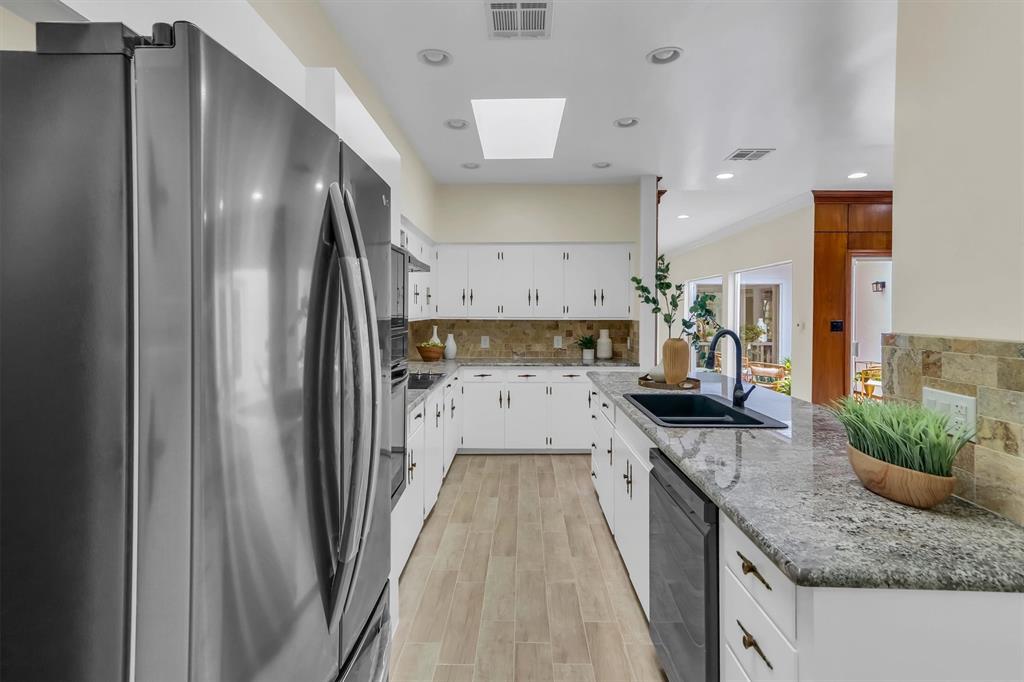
xmin=434 ymin=183 xmax=640 ymax=243
xmin=0 ymin=6 xmax=35 ymax=50
xmin=665 ymin=204 xmax=814 ymax=401
xmin=892 ymin=0 xmax=1024 ymax=341
xmin=250 ymin=0 xmax=437 ymax=237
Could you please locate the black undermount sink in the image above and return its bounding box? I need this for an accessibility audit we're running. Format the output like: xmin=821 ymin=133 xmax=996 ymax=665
xmin=409 ymin=372 xmax=445 ymax=390
xmin=624 ymin=392 xmax=787 ymax=429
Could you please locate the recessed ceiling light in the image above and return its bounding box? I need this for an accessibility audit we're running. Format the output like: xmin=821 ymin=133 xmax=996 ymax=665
xmin=592 ymin=161 xmax=611 ymax=169
xmin=613 ymin=117 xmax=639 ymax=128
xmin=471 ymin=98 xmax=566 ymax=159
xmin=646 ymin=46 xmax=683 ymax=65
xmin=417 ymin=49 xmax=452 ymax=66
xmin=677 ymin=214 xmax=690 ymax=220
xmin=461 ymin=162 xmax=480 ymax=170
xmin=716 ymin=172 xmax=735 ymax=180
xmin=848 ymin=171 xmax=868 ymax=179
xmin=251 ymin=191 xmax=263 ymax=201
xmin=445 ymin=118 xmax=470 ymax=130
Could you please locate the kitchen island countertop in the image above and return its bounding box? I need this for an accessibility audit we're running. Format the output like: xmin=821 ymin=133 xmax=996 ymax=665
xmin=588 ymin=370 xmax=1024 ymax=593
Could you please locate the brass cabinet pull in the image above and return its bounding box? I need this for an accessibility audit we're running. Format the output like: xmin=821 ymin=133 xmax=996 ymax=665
xmin=737 ymin=551 xmax=773 ymax=591
xmin=737 ymin=620 xmax=773 ymax=670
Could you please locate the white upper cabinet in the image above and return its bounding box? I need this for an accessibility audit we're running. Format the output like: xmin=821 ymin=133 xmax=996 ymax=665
xmin=532 ymin=246 xmax=565 ymax=318
xmin=500 ymin=245 xmax=535 ymax=318
xmin=434 ymin=242 xmax=631 ymax=320
xmin=466 ymin=245 xmax=505 ymax=317
xmin=436 ymin=244 xmax=468 ymax=317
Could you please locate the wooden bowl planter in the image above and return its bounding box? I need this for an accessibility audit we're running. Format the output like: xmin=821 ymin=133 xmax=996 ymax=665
xmin=416 ymin=345 xmax=444 ymax=362
xmin=847 ymin=445 xmax=956 ymax=509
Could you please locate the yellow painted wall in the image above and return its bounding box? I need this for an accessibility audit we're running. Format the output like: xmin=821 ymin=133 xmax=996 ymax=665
xmin=434 ymin=183 xmax=641 ymax=243
xmin=0 ymin=6 xmax=35 ymax=51
xmin=665 ymin=205 xmax=814 ymax=401
xmin=250 ymin=0 xmax=437 ymax=238
xmin=892 ymin=0 xmax=1024 ymax=340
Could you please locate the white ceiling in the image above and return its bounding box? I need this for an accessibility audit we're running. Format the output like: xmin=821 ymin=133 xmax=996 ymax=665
xmin=321 ymin=0 xmax=896 ymax=253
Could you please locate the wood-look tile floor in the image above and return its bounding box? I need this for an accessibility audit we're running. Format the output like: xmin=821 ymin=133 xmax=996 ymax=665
xmin=390 ymin=454 xmax=665 ymax=682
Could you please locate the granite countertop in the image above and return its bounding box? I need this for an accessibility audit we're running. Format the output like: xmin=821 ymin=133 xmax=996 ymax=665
xmin=588 ymin=370 xmax=1024 ymax=593
xmin=404 ymin=358 xmax=640 ymax=415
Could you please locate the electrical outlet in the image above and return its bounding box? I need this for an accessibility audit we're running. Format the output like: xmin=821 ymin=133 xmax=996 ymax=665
xmin=480 ymin=335 xmax=489 ymax=349
xmin=922 ymin=387 xmax=977 ymax=439
xmin=554 ymin=335 xmax=563 ymax=349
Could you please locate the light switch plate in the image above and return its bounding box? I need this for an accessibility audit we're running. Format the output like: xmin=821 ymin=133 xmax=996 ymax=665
xmin=480 ymin=335 xmax=490 ymax=349
xmin=922 ymin=387 xmax=977 ymax=439
xmin=554 ymin=335 xmax=563 ymax=349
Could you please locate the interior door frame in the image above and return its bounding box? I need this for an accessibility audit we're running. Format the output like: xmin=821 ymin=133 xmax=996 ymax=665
xmin=811 ymin=191 xmax=893 ymax=404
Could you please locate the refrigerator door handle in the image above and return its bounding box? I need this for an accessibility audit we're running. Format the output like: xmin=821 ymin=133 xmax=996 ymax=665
xmin=339 ymin=185 xmax=383 ymax=615
xmin=304 ymin=196 xmax=347 ymax=625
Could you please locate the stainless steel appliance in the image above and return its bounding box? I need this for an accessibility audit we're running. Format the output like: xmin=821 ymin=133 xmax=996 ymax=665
xmin=649 ymin=448 xmax=719 ymax=682
xmin=1 ymin=21 xmax=390 ymax=682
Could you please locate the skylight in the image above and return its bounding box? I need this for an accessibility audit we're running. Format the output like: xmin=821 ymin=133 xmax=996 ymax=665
xmin=471 ymin=98 xmax=566 ymax=159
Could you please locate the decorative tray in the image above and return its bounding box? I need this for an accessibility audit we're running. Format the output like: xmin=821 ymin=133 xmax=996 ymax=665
xmin=638 ymin=375 xmax=701 ymax=391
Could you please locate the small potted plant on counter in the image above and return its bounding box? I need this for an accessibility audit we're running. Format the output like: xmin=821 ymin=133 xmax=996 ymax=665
xmin=577 ymin=335 xmax=597 ymax=365
xmin=632 ymin=255 xmax=720 ymax=384
xmin=829 ymin=397 xmax=974 ymax=509
xmin=416 ymin=339 xmax=445 ymax=362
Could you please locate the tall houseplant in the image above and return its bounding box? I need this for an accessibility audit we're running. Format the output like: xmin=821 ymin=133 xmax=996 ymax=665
xmin=632 ymin=255 xmax=720 ymax=384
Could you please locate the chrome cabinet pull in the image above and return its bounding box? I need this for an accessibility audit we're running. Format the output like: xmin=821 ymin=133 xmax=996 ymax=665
xmin=737 ymin=620 xmax=773 ymax=670
xmin=737 ymin=551 xmax=773 ymax=591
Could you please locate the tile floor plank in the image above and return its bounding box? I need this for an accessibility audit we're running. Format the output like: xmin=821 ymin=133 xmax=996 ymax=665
xmin=585 ymin=622 xmax=635 ymax=682
xmin=546 ymin=582 xmax=591 ymax=664
xmin=432 ymin=664 xmax=475 ymax=682
xmin=515 ymin=642 xmax=555 ymax=682
xmin=439 ymin=581 xmax=486 ymax=664
xmin=475 ymin=620 xmax=515 ymax=681
xmin=515 ymin=569 xmax=551 ymax=643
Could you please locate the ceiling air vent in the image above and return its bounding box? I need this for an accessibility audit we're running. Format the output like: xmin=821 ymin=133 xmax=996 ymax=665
xmin=726 ymin=148 xmax=775 ymax=161
xmin=487 ymin=1 xmax=552 ymax=39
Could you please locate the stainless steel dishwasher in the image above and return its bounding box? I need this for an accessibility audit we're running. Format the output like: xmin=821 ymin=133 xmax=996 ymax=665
xmin=649 ymin=448 xmax=719 ymax=682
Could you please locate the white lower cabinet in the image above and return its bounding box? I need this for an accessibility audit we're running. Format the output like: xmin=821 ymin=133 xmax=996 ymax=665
xmin=505 ymin=383 xmax=549 ymax=449
xmin=592 ymin=408 xmax=615 ymax=525
xmin=423 ymin=392 xmax=444 ymax=517
xmin=549 ymin=381 xmax=591 ymax=449
xmin=461 ymin=381 xmax=505 ymax=449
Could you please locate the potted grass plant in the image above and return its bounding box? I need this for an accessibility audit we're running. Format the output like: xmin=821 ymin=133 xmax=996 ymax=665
xmin=577 ymin=335 xmax=597 ymax=365
xmin=828 ymin=397 xmax=974 ymax=509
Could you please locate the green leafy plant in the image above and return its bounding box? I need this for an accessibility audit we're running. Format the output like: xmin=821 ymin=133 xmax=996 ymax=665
xmin=741 ymin=325 xmax=762 ymax=347
xmin=418 ymin=340 xmax=444 ymax=348
xmin=631 ymin=255 xmax=720 ymax=362
xmin=827 ymin=397 xmax=974 ymax=477
xmin=576 ymin=335 xmax=597 ymax=350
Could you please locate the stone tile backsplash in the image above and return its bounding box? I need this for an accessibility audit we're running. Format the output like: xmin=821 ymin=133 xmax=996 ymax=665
xmin=408 ymin=319 xmax=639 ymax=364
xmin=882 ymin=333 xmax=1024 ymax=524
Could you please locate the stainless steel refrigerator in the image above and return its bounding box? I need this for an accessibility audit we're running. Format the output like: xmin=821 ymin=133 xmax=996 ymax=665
xmin=0 ymin=21 xmax=392 ymax=682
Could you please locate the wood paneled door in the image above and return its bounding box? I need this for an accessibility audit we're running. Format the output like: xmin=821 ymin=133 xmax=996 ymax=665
xmin=811 ymin=191 xmax=892 ymax=404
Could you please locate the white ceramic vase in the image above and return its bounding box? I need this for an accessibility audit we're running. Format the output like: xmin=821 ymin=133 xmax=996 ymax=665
xmin=596 ymin=329 xmax=613 ymax=360
xmin=429 ymin=325 xmax=441 ymax=345
xmin=582 ymin=349 xmax=596 ymax=365
xmin=444 ymin=333 xmax=458 ymax=360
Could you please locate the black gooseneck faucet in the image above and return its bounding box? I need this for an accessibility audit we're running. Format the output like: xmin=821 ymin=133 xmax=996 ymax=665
xmin=704 ymin=328 xmax=755 ymax=408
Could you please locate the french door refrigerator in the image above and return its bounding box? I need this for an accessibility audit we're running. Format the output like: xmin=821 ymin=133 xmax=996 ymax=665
xmin=0 ymin=21 xmax=392 ymax=682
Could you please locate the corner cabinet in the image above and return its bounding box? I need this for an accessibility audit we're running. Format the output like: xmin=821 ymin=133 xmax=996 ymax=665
xmin=434 ymin=242 xmax=632 ymax=320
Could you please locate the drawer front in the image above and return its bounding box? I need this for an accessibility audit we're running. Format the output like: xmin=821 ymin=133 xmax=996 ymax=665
xmin=549 ymin=368 xmax=589 ymax=383
xmin=407 ymin=403 xmax=426 ymax=437
xmin=597 ymin=390 xmax=615 ymax=424
xmin=461 ymin=368 xmax=506 ymax=383
xmin=507 ymin=368 xmax=547 ymax=383
xmin=615 ymin=408 xmax=653 ymax=468
xmin=722 ymin=643 xmax=752 ymax=682
xmin=721 ymin=516 xmax=796 ymax=645
xmin=722 ymin=569 xmax=797 ymax=682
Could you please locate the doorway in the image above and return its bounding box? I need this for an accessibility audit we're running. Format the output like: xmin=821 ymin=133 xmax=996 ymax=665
xmin=850 ymin=257 xmax=891 ymax=399
xmin=734 ymin=263 xmax=793 ymax=394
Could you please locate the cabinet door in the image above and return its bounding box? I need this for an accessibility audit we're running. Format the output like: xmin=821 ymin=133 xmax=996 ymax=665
xmin=549 ymin=382 xmax=591 ymax=449
xmin=407 ymin=271 xmax=424 ymax=320
xmin=466 ymin=245 xmax=504 ymax=318
xmin=563 ymin=244 xmax=600 ymax=318
xmin=593 ymin=414 xmax=615 ymax=527
xmin=461 ymin=382 xmax=505 ymax=449
xmin=407 ymin=421 xmax=426 ymax=536
xmin=443 ymin=385 xmax=456 ymax=475
xmin=500 ymin=245 xmax=534 ymax=318
xmin=627 ymin=448 xmax=650 ymax=616
xmin=594 ymin=244 xmax=630 ymax=319
xmin=423 ymin=394 xmax=444 ymax=517
xmin=532 ymin=246 xmax=565 ymax=318
xmin=505 ymin=383 xmax=549 ymax=450
xmin=436 ymin=244 xmax=468 ymax=317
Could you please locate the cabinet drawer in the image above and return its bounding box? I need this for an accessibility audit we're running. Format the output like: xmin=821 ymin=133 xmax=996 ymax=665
xmin=461 ymin=368 xmax=505 ymax=382
xmin=721 ymin=516 xmax=796 ymax=644
xmin=408 ymin=403 xmax=426 ymax=436
xmin=507 ymin=368 xmax=547 ymax=382
xmin=549 ymin=368 xmax=589 ymax=383
xmin=597 ymin=390 xmax=615 ymax=424
xmin=615 ymin=408 xmax=653 ymax=468
xmin=722 ymin=569 xmax=797 ymax=682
